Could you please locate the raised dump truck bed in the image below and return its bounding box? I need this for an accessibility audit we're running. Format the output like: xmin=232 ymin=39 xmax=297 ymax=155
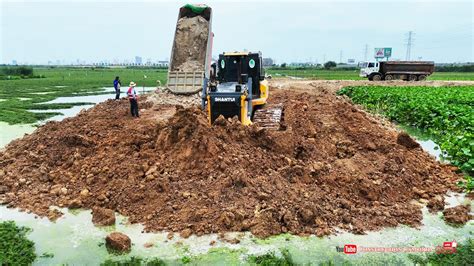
xmin=167 ymin=4 xmax=213 ymax=94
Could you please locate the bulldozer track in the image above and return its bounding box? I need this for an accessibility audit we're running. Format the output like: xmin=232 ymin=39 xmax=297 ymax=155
xmin=252 ymin=103 xmax=284 ymax=130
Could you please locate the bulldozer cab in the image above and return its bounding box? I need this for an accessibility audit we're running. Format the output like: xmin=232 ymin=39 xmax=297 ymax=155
xmin=215 ymin=52 xmax=264 ymax=97
xmin=206 ymin=51 xmax=271 ymax=126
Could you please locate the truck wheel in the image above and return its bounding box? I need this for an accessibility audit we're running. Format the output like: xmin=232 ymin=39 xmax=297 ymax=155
xmin=408 ymin=75 xmax=417 ymax=81
xmin=418 ymin=75 xmax=427 ymax=81
xmin=384 ymin=74 xmax=393 ymax=81
xmin=372 ymin=74 xmax=382 ymax=81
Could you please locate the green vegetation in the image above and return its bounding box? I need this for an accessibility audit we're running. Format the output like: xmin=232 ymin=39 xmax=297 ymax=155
xmin=430 ymin=72 xmax=474 ymax=81
xmin=248 ymin=249 xmax=294 ymax=265
xmin=338 ymin=85 xmax=474 ymax=191
xmin=0 ymin=221 xmax=37 ymax=265
xmin=0 ymin=67 xmax=167 ymax=124
xmin=266 ymin=68 xmax=363 ymax=80
xmin=181 ymin=255 xmax=191 ymax=264
xmin=40 ymin=252 xmax=54 ymax=258
xmin=324 ymin=61 xmax=337 ymax=70
xmin=408 ymin=239 xmax=474 ymax=265
xmin=436 ymin=64 xmax=474 ymax=72
xmin=0 ymin=66 xmax=43 ymax=80
xmin=266 ymin=68 xmax=474 ymax=80
xmin=101 ymin=257 xmax=166 ymax=266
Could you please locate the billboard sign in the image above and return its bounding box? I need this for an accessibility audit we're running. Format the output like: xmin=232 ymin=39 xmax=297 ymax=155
xmin=374 ymin=48 xmax=392 ymax=58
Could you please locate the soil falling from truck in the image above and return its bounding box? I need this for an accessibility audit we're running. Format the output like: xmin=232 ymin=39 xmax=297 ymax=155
xmin=171 ymin=16 xmax=209 ymax=72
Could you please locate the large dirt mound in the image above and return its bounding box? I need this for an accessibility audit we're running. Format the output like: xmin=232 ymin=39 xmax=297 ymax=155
xmin=0 ymin=89 xmax=462 ymax=238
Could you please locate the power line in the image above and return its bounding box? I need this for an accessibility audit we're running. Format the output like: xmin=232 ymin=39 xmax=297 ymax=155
xmin=363 ymin=44 xmax=368 ymax=61
xmin=405 ymin=31 xmax=415 ymax=60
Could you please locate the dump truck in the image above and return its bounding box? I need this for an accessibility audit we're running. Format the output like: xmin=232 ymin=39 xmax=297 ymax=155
xmin=167 ymin=4 xmax=213 ymax=94
xmin=359 ymin=61 xmax=435 ymax=81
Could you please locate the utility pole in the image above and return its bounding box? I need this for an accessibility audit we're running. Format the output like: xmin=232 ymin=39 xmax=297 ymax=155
xmin=364 ymin=44 xmax=368 ymax=61
xmin=405 ymin=31 xmax=415 ymax=60
xmin=339 ymin=50 xmax=343 ymax=63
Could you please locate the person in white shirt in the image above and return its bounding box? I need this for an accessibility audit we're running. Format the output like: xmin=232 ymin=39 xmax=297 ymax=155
xmin=127 ymin=82 xmax=139 ymax=117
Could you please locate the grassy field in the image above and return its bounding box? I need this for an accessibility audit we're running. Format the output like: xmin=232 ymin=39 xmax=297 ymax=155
xmin=0 ymin=67 xmax=167 ymax=124
xmin=266 ymin=68 xmax=474 ymax=81
xmin=266 ymin=69 xmax=364 ymax=80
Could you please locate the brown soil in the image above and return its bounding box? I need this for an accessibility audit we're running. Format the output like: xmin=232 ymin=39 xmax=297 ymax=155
xmin=171 ymin=16 xmax=209 ymax=72
xmin=92 ymin=207 xmax=116 ymax=226
xmin=397 ymin=132 xmax=420 ymax=149
xmin=0 ymin=81 xmax=463 ymax=238
xmin=443 ymin=205 xmax=471 ymax=225
xmin=106 ymin=232 xmax=131 ymax=253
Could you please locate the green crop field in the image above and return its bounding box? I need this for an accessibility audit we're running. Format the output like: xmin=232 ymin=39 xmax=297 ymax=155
xmin=338 ymin=85 xmax=474 ymax=191
xmin=430 ymin=72 xmax=474 ymax=80
xmin=266 ymin=69 xmax=364 ymax=80
xmin=266 ymin=68 xmax=474 ymax=81
xmin=0 ymin=67 xmax=167 ymax=124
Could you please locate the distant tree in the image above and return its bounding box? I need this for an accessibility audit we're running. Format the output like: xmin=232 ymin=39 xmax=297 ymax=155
xmin=0 ymin=66 xmax=33 ymax=77
xmin=281 ymin=63 xmax=287 ymax=68
xmin=324 ymin=61 xmax=337 ymax=70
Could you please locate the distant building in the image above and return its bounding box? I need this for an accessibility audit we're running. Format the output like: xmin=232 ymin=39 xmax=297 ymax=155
xmin=336 ymin=63 xmax=358 ymax=69
xmin=157 ymin=61 xmax=169 ymax=67
xmin=289 ymin=62 xmax=316 ymax=67
xmin=262 ymin=58 xmax=274 ymax=67
xmin=11 ymin=60 xmax=17 ymax=65
xmin=135 ymin=56 xmax=143 ymax=65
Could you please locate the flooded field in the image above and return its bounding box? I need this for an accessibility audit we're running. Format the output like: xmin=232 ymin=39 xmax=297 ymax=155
xmin=0 ymin=87 xmax=156 ymax=148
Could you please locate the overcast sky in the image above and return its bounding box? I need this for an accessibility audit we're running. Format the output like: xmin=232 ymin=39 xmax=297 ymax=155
xmin=1 ymin=0 xmax=472 ymax=64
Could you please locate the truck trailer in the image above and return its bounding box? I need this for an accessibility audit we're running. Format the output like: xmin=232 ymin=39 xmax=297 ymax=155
xmin=359 ymin=61 xmax=435 ymax=81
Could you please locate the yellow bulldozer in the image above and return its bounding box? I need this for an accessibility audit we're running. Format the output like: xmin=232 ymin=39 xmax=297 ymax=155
xmin=205 ymin=51 xmax=282 ymax=129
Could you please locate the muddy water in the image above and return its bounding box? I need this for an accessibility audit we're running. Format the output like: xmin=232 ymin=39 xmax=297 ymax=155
xmin=397 ymin=125 xmax=443 ymax=160
xmin=0 ymin=192 xmax=472 ymax=265
xmin=0 ymin=122 xmax=37 ymax=149
xmin=42 ymin=87 xmax=156 ymax=104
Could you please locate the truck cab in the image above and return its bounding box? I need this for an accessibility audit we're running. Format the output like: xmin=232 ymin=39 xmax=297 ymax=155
xmin=359 ymin=61 xmax=380 ymax=79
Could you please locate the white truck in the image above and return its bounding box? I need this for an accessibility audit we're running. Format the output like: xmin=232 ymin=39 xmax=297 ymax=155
xmin=359 ymin=61 xmax=435 ymax=81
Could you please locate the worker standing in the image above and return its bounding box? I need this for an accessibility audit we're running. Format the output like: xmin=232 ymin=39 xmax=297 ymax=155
xmin=127 ymin=82 xmax=139 ymax=117
xmin=113 ymin=76 xmax=121 ymax=100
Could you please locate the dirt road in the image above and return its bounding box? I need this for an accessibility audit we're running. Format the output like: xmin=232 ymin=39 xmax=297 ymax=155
xmin=0 ymin=79 xmax=468 ymax=238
